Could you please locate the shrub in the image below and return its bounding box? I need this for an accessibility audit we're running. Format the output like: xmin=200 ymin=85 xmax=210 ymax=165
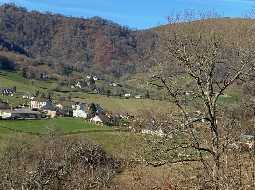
xmin=0 ymin=135 xmax=121 ymax=190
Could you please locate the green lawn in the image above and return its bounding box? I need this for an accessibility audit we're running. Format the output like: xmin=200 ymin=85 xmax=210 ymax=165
xmin=0 ymin=72 xmax=35 ymax=92
xmin=0 ymin=118 xmax=115 ymax=135
xmin=0 ymin=117 xmax=146 ymax=160
xmin=0 ymin=71 xmax=57 ymax=94
xmin=72 ymin=93 xmax=176 ymax=114
xmin=69 ymin=131 xmax=146 ymax=160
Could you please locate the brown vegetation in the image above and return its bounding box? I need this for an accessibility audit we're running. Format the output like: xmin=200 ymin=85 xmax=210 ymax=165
xmin=0 ymin=134 xmax=122 ymax=190
xmin=0 ymin=4 xmax=157 ymax=78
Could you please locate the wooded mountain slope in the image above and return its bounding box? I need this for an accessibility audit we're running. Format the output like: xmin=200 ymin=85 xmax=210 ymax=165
xmin=0 ymin=4 xmax=157 ymax=78
xmin=0 ymin=3 xmax=255 ymax=81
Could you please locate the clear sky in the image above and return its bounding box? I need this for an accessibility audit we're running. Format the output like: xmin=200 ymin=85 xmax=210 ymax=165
xmin=0 ymin=0 xmax=255 ymax=29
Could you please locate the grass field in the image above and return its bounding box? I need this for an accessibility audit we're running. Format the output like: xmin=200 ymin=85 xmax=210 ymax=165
xmin=0 ymin=118 xmax=115 ymax=135
xmin=0 ymin=117 xmax=146 ymax=159
xmin=72 ymin=93 xmax=175 ymax=113
xmin=0 ymin=71 xmax=159 ymax=159
xmin=0 ymin=71 xmax=57 ymax=92
xmin=0 ymin=70 xmax=242 ymax=160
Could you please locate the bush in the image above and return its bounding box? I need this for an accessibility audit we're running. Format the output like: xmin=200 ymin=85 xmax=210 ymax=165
xmin=0 ymin=135 xmax=121 ymax=190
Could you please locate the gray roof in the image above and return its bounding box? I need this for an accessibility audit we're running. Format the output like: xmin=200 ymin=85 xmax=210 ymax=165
xmin=12 ymin=109 xmax=41 ymax=115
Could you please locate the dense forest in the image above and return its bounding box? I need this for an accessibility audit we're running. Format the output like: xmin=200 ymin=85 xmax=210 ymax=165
xmin=0 ymin=4 xmax=158 ymax=78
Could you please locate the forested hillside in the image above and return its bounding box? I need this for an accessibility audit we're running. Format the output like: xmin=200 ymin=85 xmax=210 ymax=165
xmin=0 ymin=4 xmax=157 ymax=79
xmin=1 ymin=3 xmax=255 ymax=83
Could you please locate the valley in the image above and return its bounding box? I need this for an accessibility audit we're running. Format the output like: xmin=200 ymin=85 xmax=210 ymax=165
xmin=0 ymin=3 xmax=254 ymax=190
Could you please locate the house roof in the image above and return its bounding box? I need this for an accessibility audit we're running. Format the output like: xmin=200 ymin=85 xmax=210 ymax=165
xmin=41 ymin=99 xmax=55 ymax=111
xmin=2 ymin=109 xmax=42 ymax=115
xmin=12 ymin=109 xmax=41 ymax=115
xmin=79 ymin=103 xmax=87 ymax=111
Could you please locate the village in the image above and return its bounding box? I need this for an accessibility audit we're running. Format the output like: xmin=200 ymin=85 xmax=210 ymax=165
xmin=1 ymin=87 xmax=254 ymax=152
xmin=0 ymin=86 xmax=126 ymax=126
xmin=1 ymin=2 xmax=255 ymax=188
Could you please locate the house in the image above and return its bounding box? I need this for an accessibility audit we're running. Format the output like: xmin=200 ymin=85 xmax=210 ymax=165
xmin=57 ymin=107 xmax=73 ymax=117
xmin=12 ymin=109 xmax=42 ymax=120
xmin=0 ymin=110 xmax=12 ymax=119
xmin=88 ymin=103 xmax=105 ymax=116
xmin=124 ymin=93 xmax=131 ymax=98
xmin=111 ymin=83 xmax=118 ymax=87
xmin=89 ymin=112 xmax=115 ymax=125
xmin=41 ymin=99 xmax=57 ymax=118
xmin=1 ymin=109 xmax=42 ymax=120
xmin=90 ymin=115 xmax=103 ymax=124
xmin=40 ymin=73 xmax=49 ymax=80
xmin=30 ymin=100 xmax=47 ymax=110
xmin=135 ymin=95 xmax=142 ymax=99
xmin=75 ymin=81 xmax=82 ymax=89
xmin=0 ymin=101 xmax=11 ymax=119
xmin=72 ymin=103 xmax=88 ymax=119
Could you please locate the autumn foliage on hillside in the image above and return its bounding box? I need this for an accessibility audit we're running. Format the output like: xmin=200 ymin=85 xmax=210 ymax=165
xmin=0 ymin=4 xmax=157 ymax=78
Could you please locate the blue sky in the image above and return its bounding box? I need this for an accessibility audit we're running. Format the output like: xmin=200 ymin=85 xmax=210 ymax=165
xmin=0 ymin=0 xmax=255 ymax=29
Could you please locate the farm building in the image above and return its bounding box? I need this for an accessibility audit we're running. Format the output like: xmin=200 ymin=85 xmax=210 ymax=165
xmin=0 ymin=101 xmax=11 ymax=119
xmin=30 ymin=100 xmax=47 ymax=110
xmin=0 ymin=110 xmax=11 ymax=119
xmin=124 ymin=93 xmax=131 ymax=98
xmin=41 ymin=99 xmax=57 ymax=118
xmin=135 ymin=95 xmax=142 ymax=99
xmin=0 ymin=109 xmax=42 ymax=120
xmin=72 ymin=103 xmax=88 ymax=119
xmin=88 ymin=103 xmax=105 ymax=115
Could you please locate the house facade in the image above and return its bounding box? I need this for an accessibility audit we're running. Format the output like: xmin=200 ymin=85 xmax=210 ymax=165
xmin=0 ymin=110 xmax=12 ymax=119
xmin=72 ymin=103 xmax=88 ymax=118
xmin=30 ymin=100 xmax=47 ymax=110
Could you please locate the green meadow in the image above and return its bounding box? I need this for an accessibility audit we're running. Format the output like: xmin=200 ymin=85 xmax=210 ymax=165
xmin=0 ymin=117 xmax=146 ymax=159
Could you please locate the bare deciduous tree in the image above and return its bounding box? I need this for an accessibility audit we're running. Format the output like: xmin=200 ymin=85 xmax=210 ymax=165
xmin=149 ymin=14 xmax=255 ymax=189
